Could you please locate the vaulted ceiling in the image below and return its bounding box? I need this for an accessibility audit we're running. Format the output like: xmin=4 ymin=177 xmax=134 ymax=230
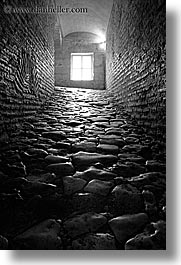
xmin=54 ymin=0 xmax=113 ymax=40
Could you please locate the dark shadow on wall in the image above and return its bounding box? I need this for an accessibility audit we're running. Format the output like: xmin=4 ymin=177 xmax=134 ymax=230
xmin=7 ymin=10 xmax=177 ymax=262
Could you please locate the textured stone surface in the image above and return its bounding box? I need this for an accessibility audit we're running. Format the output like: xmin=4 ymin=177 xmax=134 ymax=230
xmin=97 ymin=144 xmax=119 ymax=155
xmin=84 ymin=179 xmax=114 ymax=196
xmin=63 ymin=213 xmax=107 ymax=239
xmin=125 ymin=220 xmax=166 ymax=250
xmin=46 ymin=163 xmax=74 ymax=176
xmin=109 ymin=213 xmax=149 ymax=244
xmin=63 ymin=176 xmax=87 ymax=196
xmin=71 ymin=233 xmax=117 ymax=250
xmin=110 ymin=184 xmax=144 ymax=215
xmin=72 ymin=141 xmax=97 ymax=153
xmin=113 ymin=162 xmax=145 ymax=177
xmin=146 ymin=160 xmax=166 ymax=173
xmin=99 ymin=135 xmax=125 ymax=147
xmin=12 ymin=219 xmax=62 ymax=249
xmin=106 ymin=0 xmax=166 ymax=138
xmin=27 ymin=173 xmax=56 ymax=184
xmin=142 ymin=190 xmax=158 ymax=220
xmin=0 ymin=87 xmax=166 ymax=250
xmin=21 ymin=181 xmax=57 ymax=196
xmin=74 ymin=166 xmax=117 ymax=181
xmin=27 ymin=149 xmax=48 ymax=158
xmin=0 ymin=0 xmax=56 ymax=141
xmin=42 ymin=131 xmax=66 ymax=141
xmin=129 ymin=172 xmax=166 ymax=188
xmin=45 ymin=155 xmax=69 ymax=164
xmin=72 ymin=152 xmax=118 ymax=168
xmin=69 ymin=193 xmax=107 ymax=214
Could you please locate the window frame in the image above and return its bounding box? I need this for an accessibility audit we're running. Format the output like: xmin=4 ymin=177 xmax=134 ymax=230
xmin=70 ymin=53 xmax=94 ymax=81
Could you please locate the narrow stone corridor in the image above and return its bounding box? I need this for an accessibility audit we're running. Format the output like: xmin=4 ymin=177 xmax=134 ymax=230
xmin=0 ymin=87 xmax=166 ymax=250
xmin=0 ymin=0 xmax=166 ymax=251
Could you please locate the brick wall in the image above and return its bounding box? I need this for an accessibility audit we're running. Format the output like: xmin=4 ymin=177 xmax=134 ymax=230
xmin=55 ymin=32 xmax=105 ymax=90
xmin=106 ymin=0 xmax=166 ymax=139
xmin=0 ymin=0 xmax=56 ymax=141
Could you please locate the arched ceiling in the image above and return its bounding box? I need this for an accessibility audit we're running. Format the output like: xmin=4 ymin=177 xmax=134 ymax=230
xmin=54 ymin=0 xmax=113 ymax=40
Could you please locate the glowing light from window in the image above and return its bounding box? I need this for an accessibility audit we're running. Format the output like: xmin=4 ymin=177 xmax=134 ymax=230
xmin=71 ymin=53 xmax=94 ymax=81
xmin=94 ymin=32 xmax=106 ymax=43
xmin=99 ymin=42 xmax=106 ymax=50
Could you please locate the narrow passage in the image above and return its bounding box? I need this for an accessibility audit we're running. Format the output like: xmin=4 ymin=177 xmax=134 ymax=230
xmin=0 ymin=87 xmax=166 ymax=250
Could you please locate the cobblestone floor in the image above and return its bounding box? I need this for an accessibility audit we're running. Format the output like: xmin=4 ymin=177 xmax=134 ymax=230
xmin=0 ymin=87 xmax=166 ymax=250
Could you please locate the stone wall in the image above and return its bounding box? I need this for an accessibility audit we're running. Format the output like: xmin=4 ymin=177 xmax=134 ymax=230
xmin=0 ymin=0 xmax=56 ymax=141
xmin=55 ymin=32 xmax=105 ymax=90
xmin=106 ymin=0 xmax=166 ymax=139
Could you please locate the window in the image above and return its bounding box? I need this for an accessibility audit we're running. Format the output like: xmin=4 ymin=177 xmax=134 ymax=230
xmin=71 ymin=53 xmax=94 ymax=81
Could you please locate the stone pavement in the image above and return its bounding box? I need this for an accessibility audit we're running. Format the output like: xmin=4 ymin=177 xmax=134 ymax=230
xmin=0 ymin=87 xmax=166 ymax=250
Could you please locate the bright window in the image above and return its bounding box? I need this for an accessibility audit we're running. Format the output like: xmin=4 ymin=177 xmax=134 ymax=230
xmin=71 ymin=53 xmax=94 ymax=81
